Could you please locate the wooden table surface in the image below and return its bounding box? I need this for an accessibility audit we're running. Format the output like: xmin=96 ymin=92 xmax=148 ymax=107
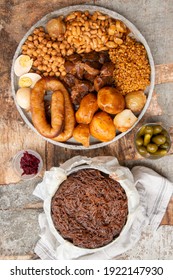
xmin=0 ymin=0 xmax=173 ymax=259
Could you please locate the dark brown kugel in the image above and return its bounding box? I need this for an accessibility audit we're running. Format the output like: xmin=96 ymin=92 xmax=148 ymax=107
xmin=51 ymin=169 xmax=128 ymax=249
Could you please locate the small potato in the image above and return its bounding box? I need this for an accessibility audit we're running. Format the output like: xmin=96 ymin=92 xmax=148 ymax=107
xmin=89 ymin=111 xmax=116 ymax=142
xmin=76 ymin=93 xmax=98 ymax=124
xmin=73 ymin=124 xmax=90 ymax=147
xmin=97 ymin=87 xmax=125 ymax=114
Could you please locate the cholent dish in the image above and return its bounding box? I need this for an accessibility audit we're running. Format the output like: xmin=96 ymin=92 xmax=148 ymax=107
xmin=13 ymin=10 xmax=151 ymax=147
xmin=51 ymin=168 xmax=128 ymax=249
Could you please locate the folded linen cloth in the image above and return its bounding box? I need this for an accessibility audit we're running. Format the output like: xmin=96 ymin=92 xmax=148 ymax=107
xmin=33 ymin=156 xmax=173 ymax=260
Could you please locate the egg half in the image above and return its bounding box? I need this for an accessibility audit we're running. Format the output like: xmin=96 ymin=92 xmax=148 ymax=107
xmin=18 ymin=73 xmax=42 ymax=88
xmin=16 ymin=88 xmax=31 ymax=110
xmin=14 ymin=55 xmax=33 ymax=77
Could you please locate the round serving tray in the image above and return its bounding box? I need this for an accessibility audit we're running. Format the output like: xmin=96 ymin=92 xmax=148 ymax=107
xmin=11 ymin=5 xmax=155 ymax=150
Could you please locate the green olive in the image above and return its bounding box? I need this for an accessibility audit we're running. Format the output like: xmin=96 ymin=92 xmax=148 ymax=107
xmin=152 ymin=134 xmax=166 ymax=145
xmin=135 ymin=136 xmax=144 ymax=146
xmin=138 ymin=146 xmax=148 ymax=155
xmin=144 ymin=126 xmax=154 ymax=135
xmin=144 ymin=133 xmax=151 ymax=146
xmin=153 ymin=148 xmax=168 ymax=156
xmin=138 ymin=126 xmax=146 ymax=136
xmin=153 ymin=125 xmax=163 ymax=134
xmin=147 ymin=143 xmax=158 ymax=153
xmin=160 ymin=129 xmax=168 ymax=137
xmin=160 ymin=141 xmax=170 ymax=150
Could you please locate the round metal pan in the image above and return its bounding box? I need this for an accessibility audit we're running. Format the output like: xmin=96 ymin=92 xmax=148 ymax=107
xmin=11 ymin=5 xmax=155 ymax=150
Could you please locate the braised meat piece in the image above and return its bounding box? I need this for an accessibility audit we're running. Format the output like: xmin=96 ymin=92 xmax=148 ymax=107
xmin=63 ymin=50 xmax=115 ymax=104
xmin=98 ymin=51 xmax=110 ymax=64
xmin=75 ymin=62 xmax=85 ymax=79
xmin=94 ymin=62 xmax=115 ymax=91
xmin=83 ymin=62 xmax=100 ymax=76
xmin=81 ymin=51 xmax=100 ymax=62
xmin=94 ymin=76 xmax=114 ymax=92
xmin=84 ymin=72 xmax=97 ymax=82
xmin=67 ymin=53 xmax=81 ymax=63
xmin=64 ymin=61 xmax=76 ymax=75
xmin=100 ymin=62 xmax=115 ymax=76
xmin=71 ymin=80 xmax=94 ymax=105
xmin=63 ymin=74 xmax=76 ymax=88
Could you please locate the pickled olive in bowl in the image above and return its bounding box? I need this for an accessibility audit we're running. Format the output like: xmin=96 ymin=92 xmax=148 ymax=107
xmin=135 ymin=124 xmax=171 ymax=158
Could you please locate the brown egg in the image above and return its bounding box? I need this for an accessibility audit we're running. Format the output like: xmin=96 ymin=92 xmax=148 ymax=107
xmin=89 ymin=111 xmax=116 ymax=142
xmin=73 ymin=124 xmax=90 ymax=147
xmin=97 ymin=87 xmax=125 ymax=114
xmin=76 ymin=93 xmax=98 ymax=124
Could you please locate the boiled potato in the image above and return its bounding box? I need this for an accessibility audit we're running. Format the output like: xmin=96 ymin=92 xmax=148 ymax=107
xmin=89 ymin=111 xmax=116 ymax=142
xmin=73 ymin=124 xmax=90 ymax=147
xmin=97 ymin=87 xmax=125 ymax=114
xmin=76 ymin=93 xmax=98 ymax=124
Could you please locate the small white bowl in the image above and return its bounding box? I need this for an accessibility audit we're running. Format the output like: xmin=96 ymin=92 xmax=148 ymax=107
xmin=12 ymin=149 xmax=43 ymax=180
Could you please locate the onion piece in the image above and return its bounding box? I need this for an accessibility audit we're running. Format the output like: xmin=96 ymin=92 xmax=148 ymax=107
xmin=113 ymin=109 xmax=137 ymax=132
xmin=125 ymin=90 xmax=146 ymax=113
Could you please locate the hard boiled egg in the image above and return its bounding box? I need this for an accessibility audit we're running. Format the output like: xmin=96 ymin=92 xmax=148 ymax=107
xmin=16 ymin=88 xmax=31 ymax=110
xmin=18 ymin=73 xmax=42 ymax=88
xmin=14 ymin=55 xmax=33 ymax=77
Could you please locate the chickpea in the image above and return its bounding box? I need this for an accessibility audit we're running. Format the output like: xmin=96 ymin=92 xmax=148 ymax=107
xmin=38 ymin=36 xmax=43 ymax=43
xmin=66 ymin=48 xmax=74 ymax=56
xmin=28 ymin=35 xmax=33 ymax=41
xmin=32 ymin=51 xmax=38 ymax=57
xmin=42 ymin=65 xmax=47 ymax=71
xmin=33 ymin=60 xmax=39 ymax=67
xmin=52 ymin=42 xmax=59 ymax=49
xmin=55 ymin=71 xmax=60 ymax=77
xmin=47 ymin=47 xmax=53 ymax=54
xmin=38 ymin=43 xmax=44 ymax=49
xmin=61 ymin=70 xmax=66 ymax=76
xmin=33 ymin=34 xmax=39 ymax=41
xmin=43 ymin=72 xmax=49 ymax=77
xmin=33 ymin=28 xmax=40 ymax=35
xmin=47 ymin=41 xmax=52 ymax=48
xmin=49 ymin=71 xmax=55 ymax=76
xmin=44 ymin=54 xmax=51 ymax=60
xmin=33 ymin=39 xmax=39 ymax=46
xmin=28 ymin=41 xmax=35 ymax=48
xmin=51 ymin=55 xmax=57 ymax=61
xmin=22 ymin=45 xmax=28 ymax=50
xmin=43 ymin=59 xmax=48 ymax=65
xmin=47 ymin=67 xmax=52 ymax=73
xmin=61 ymin=49 xmax=66 ymax=56
xmin=37 ymin=65 xmax=43 ymax=71
xmin=42 ymin=46 xmax=48 ymax=53
xmin=37 ymin=56 xmax=43 ymax=62
xmin=52 ymin=66 xmax=58 ymax=73
xmin=38 ymin=31 xmax=45 ymax=37
xmin=26 ymin=49 xmax=33 ymax=56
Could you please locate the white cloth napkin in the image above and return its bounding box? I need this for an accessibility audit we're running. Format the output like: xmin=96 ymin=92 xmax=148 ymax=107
xmin=33 ymin=157 xmax=173 ymax=260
